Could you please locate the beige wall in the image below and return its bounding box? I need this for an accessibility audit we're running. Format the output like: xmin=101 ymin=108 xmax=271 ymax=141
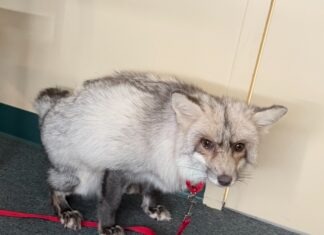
xmin=0 ymin=0 xmax=268 ymax=110
xmin=204 ymin=0 xmax=324 ymax=234
xmin=1 ymin=0 xmax=323 ymax=234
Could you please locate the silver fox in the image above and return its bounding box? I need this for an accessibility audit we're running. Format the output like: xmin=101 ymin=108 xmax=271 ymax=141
xmin=34 ymin=72 xmax=287 ymax=235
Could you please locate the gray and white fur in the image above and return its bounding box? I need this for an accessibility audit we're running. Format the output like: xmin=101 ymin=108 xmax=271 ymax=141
xmin=34 ymin=71 xmax=287 ymax=235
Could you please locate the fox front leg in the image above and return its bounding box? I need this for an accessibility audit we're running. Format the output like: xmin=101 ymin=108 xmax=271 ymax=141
xmin=141 ymin=184 xmax=171 ymax=221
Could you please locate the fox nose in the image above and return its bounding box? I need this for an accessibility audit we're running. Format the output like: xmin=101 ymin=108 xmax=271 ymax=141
xmin=217 ymin=175 xmax=232 ymax=186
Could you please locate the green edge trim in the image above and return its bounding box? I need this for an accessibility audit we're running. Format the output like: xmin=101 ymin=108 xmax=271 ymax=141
xmin=0 ymin=103 xmax=41 ymax=145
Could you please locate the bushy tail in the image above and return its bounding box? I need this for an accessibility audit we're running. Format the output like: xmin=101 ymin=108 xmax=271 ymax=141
xmin=34 ymin=88 xmax=71 ymax=118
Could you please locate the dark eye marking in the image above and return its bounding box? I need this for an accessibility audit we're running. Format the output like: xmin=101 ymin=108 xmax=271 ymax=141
xmin=232 ymin=143 xmax=245 ymax=153
xmin=200 ymin=138 xmax=215 ymax=151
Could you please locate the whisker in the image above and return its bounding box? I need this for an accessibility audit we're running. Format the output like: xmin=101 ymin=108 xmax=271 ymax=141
xmin=238 ymin=176 xmax=252 ymax=179
xmin=207 ymin=170 xmax=218 ymax=179
xmin=236 ymin=173 xmax=253 ymax=184
xmin=236 ymin=179 xmax=248 ymax=185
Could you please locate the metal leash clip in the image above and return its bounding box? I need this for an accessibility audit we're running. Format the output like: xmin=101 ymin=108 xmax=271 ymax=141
xmin=184 ymin=192 xmax=197 ymax=219
xmin=177 ymin=181 xmax=205 ymax=235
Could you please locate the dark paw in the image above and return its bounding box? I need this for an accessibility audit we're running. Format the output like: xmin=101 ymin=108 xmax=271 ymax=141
xmin=145 ymin=205 xmax=171 ymax=221
xmin=100 ymin=225 xmax=125 ymax=235
xmin=59 ymin=210 xmax=83 ymax=230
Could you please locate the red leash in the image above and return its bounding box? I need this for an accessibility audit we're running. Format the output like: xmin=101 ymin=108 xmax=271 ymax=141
xmin=0 ymin=181 xmax=204 ymax=235
xmin=0 ymin=209 xmax=156 ymax=235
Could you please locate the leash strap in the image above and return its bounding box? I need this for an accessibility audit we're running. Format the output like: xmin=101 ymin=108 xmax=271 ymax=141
xmin=176 ymin=216 xmax=191 ymax=235
xmin=176 ymin=181 xmax=205 ymax=235
xmin=0 ymin=209 xmax=156 ymax=235
xmin=0 ymin=181 xmax=204 ymax=235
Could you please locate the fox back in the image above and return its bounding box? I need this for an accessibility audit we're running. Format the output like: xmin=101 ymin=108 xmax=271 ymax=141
xmin=34 ymin=72 xmax=287 ymax=194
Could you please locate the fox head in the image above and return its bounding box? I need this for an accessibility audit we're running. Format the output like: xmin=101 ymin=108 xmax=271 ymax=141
xmin=171 ymin=92 xmax=287 ymax=187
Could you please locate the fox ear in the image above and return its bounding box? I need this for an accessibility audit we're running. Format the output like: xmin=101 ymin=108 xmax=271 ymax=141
xmin=253 ymin=105 xmax=288 ymax=128
xmin=171 ymin=92 xmax=203 ymax=126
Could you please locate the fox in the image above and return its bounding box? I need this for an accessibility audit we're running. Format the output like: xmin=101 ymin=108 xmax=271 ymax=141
xmin=34 ymin=71 xmax=287 ymax=235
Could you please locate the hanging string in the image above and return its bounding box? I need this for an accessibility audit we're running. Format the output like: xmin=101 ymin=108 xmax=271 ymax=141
xmin=222 ymin=0 xmax=277 ymax=210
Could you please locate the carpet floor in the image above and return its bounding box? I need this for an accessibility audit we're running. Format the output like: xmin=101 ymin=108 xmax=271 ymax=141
xmin=0 ymin=133 xmax=297 ymax=235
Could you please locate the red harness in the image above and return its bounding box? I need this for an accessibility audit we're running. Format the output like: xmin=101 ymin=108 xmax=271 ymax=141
xmin=0 ymin=181 xmax=205 ymax=235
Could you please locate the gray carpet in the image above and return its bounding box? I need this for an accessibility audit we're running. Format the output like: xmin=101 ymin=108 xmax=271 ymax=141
xmin=0 ymin=133 xmax=297 ymax=235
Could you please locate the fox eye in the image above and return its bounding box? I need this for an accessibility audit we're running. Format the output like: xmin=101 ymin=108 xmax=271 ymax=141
xmin=200 ymin=138 xmax=215 ymax=150
xmin=233 ymin=143 xmax=245 ymax=152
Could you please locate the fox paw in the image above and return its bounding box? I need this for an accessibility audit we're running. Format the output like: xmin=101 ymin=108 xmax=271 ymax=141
xmin=146 ymin=205 xmax=171 ymax=221
xmin=100 ymin=225 xmax=125 ymax=235
xmin=60 ymin=210 xmax=83 ymax=230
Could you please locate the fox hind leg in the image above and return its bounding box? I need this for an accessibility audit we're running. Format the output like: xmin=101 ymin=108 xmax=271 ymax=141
xmin=51 ymin=191 xmax=83 ymax=230
xmin=48 ymin=167 xmax=82 ymax=230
